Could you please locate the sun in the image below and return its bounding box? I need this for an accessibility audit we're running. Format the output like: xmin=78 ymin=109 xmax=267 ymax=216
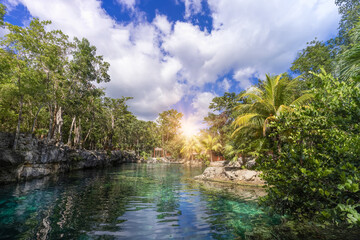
xmin=181 ymin=119 xmax=199 ymax=139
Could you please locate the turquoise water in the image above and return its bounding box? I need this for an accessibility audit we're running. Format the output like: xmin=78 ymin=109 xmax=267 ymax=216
xmin=0 ymin=164 xmax=280 ymax=239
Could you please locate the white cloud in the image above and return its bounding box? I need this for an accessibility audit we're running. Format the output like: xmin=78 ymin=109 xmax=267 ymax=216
xmin=153 ymin=14 xmax=172 ymax=35
xmin=219 ymin=78 xmax=231 ymax=92
xmin=180 ymin=0 xmax=203 ymax=19
xmin=0 ymin=28 xmax=9 ymax=38
xmin=6 ymin=0 xmax=340 ymax=122
xmin=233 ymin=67 xmax=258 ymax=89
xmin=191 ymin=92 xmax=216 ymax=117
xmin=163 ymin=0 xmax=339 ymax=93
xmin=117 ymin=0 xmax=136 ymax=10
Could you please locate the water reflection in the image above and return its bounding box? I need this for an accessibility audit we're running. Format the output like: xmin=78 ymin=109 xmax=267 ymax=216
xmin=0 ymin=164 xmax=280 ymax=239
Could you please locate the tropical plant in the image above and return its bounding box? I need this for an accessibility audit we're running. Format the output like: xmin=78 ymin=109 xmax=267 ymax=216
xmin=199 ymin=134 xmax=222 ymax=162
xmin=232 ymin=74 xmax=313 ymax=139
xmin=181 ymin=136 xmax=198 ymax=163
xmin=338 ymin=19 xmax=360 ymax=81
xmin=259 ymin=70 xmax=360 ymax=226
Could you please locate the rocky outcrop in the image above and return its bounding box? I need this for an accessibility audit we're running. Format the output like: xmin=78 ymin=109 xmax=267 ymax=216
xmin=194 ymin=160 xmax=265 ymax=186
xmin=0 ymin=133 xmax=138 ymax=184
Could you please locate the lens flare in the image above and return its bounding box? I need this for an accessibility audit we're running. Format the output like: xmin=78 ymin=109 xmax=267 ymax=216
xmin=181 ymin=119 xmax=199 ymax=138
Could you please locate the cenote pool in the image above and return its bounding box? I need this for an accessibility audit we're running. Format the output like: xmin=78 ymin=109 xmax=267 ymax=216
xmin=0 ymin=164 xmax=281 ymax=239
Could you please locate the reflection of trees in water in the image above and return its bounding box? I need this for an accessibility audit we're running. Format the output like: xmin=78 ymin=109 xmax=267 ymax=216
xmin=0 ymin=164 xmax=195 ymax=239
xmin=1 ymin=164 xmax=278 ymax=239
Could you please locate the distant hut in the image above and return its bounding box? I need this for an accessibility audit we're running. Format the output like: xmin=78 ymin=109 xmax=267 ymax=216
xmin=153 ymin=147 xmax=164 ymax=158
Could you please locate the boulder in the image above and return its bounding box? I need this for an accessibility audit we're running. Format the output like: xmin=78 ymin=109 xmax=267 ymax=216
xmin=194 ymin=164 xmax=264 ymax=185
xmin=194 ymin=167 xmax=226 ymax=180
xmin=209 ymin=161 xmax=226 ymax=167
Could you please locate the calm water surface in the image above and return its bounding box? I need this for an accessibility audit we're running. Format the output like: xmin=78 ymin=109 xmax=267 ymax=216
xmin=0 ymin=164 xmax=280 ymax=239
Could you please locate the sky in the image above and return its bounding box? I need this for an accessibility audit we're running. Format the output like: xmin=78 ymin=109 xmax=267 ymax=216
xmin=2 ymin=0 xmax=340 ymax=133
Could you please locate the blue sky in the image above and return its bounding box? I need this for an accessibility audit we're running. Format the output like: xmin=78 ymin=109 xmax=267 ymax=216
xmin=2 ymin=0 xmax=340 ymax=132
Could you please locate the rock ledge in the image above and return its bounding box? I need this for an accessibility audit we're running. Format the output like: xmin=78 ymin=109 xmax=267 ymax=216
xmin=194 ymin=161 xmax=265 ymax=186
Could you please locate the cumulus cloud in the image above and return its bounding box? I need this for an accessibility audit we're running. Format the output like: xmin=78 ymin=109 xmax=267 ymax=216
xmin=153 ymin=14 xmax=172 ymax=35
xmin=191 ymin=92 xmax=216 ymax=118
xmin=117 ymin=0 xmax=136 ymax=10
xmin=4 ymin=0 xmax=340 ymax=122
xmin=233 ymin=67 xmax=258 ymax=89
xmin=180 ymin=0 xmax=203 ymax=18
xmin=164 ymin=0 xmax=339 ymax=93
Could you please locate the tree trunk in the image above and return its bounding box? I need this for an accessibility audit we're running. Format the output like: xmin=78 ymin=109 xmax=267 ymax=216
xmin=31 ymin=104 xmax=44 ymax=134
xmin=47 ymin=104 xmax=54 ymax=141
xmin=108 ymin=113 xmax=114 ymax=150
xmin=55 ymin=106 xmax=63 ymax=143
xmin=13 ymin=95 xmax=24 ymax=150
xmin=83 ymin=128 xmax=91 ymax=146
xmin=74 ymin=118 xmax=81 ymax=149
xmin=67 ymin=116 xmax=76 ymax=146
xmin=137 ymin=139 xmax=139 ymax=156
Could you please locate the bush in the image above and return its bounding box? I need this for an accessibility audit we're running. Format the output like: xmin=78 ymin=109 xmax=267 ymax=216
xmin=259 ymin=71 xmax=360 ymax=226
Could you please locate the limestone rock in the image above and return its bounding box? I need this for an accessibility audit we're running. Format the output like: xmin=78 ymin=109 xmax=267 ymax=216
xmin=0 ymin=132 xmax=140 ymax=184
xmin=194 ymin=165 xmax=264 ymax=185
xmin=209 ymin=161 xmax=226 ymax=167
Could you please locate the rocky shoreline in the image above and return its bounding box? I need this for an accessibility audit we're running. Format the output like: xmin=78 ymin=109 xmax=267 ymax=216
xmin=0 ymin=133 xmax=139 ymax=184
xmin=194 ymin=160 xmax=265 ymax=186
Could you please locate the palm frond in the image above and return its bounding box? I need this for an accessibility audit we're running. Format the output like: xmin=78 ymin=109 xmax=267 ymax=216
xmin=290 ymin=93 xmax=314 ymax=107
xmin=232 ymin=113 xmax=260 ymax=127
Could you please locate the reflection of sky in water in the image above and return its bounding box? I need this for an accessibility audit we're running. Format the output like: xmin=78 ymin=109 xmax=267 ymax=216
xmin=0 ymin=164 xmax=279 ymax=240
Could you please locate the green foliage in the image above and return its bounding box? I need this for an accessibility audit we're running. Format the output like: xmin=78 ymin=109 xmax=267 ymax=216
xmin=157 ymin=109 xmax=183 ymax=158
xmin=140 ymin=151 xmax=151 ymax=159
xmin=0 ymin=15 xmax=159 ymax=153
xmin=338 ymin=19 xmax=360 ymax=81
xmin=231 ymin=74 xmax=312 ymax=156
xmin=204 ymin=92 xmax=240 ymax=153
xmin=181 ymin=136 xmax=198 ymax=162
xmin=0 ymin=3 xmax=5 ymax=27
xmin=198 ymin=133 xmax=222 ymax=162
xmin=259 ymin=71 xmax=360 ymax=226
xmin=335 ymin=0 xmax=360 ymax=45
xmin=291 ymin=39 xmax=334 ymax=88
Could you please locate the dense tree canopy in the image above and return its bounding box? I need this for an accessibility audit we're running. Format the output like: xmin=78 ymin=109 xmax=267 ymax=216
xmin=260 ymin=70 xmax=360 ymax=225
xmin=200 ymin=3 xmax=360 ymax=227
xmin=0 ymin=7 xmax=160 ymax=155
xmin=291 ymin=39 xmax=334 ymax=88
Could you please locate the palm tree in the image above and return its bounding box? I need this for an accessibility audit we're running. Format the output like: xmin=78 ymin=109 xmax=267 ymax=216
xmin=181 ymin=137 xmax=198 ymax=163
xmin=232 ymin=74 xmax=313 ymax=138
xmin=339 ymin=20 xmax=360 ymax=82
xmin=199 ymin=134 xmax=222 ymax=162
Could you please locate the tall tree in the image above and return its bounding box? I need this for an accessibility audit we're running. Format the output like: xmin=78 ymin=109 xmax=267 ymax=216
xmin=157 ymin=109 xmax=183 ymax=156
xmin=338 ymin=19 xmax=360 ymax=81
xmin=335 ymin=0 xmax=360 ymax=45
xmin=291 ymin=39 xmax=334 ymax=88
xmin=232 ymin=74 xmax=313 ymax=155
xmin=0 ymin=3 xmax=5 ymax=27
xmin=181 ymin=136 xmax=199 ymax=163
xmin=260 ymin=70 xmax=360 ymax=226
xmin=199 ymin=133 xmax=222 ymax=162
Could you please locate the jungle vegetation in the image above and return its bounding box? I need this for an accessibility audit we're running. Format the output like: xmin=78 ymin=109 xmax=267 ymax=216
xmin=0 ymin=0 xmax=359 ymax=227
xmin=202 ymin=0 xmax=360 ymax=227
